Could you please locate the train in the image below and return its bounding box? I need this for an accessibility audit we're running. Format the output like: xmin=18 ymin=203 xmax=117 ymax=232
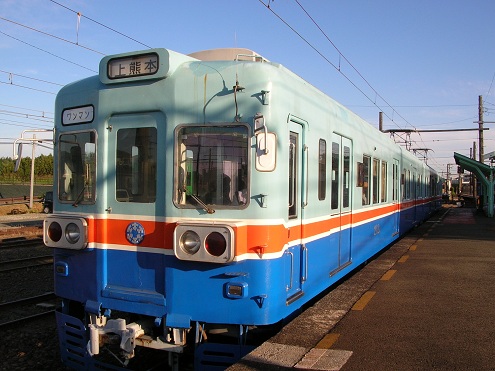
xmin=43 ymin=47 xmax=443 ymax=369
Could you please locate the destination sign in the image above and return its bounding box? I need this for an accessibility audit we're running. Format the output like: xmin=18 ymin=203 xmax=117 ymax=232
xmin=62 ymin=105 xmax=94 ymax=125
xmin=107 ymin=53 xmax=159 ymax=79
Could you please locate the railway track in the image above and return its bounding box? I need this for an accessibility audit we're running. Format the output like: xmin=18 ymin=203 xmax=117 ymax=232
xmin=0 ymin=237 xmax=44 ymax=249
xmin=0 ymin=254 xmax=53 ymax=272
xmin=0 ymin=292 xmax=59 ymax=328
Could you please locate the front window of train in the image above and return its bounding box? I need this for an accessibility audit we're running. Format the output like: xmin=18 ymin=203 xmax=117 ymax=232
xmin=175 ymin=124 xmax=249 ymax=209
xmin=58 ymin=131 xmax=96 ymax=204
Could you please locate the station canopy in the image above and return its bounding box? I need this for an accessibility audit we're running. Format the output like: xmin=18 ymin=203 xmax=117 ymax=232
xmin=454 ymin=152 xmax=494 ymax=217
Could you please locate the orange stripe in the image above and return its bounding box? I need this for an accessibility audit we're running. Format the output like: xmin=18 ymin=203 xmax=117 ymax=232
xmin=352 ymin=204 xmax=397 ymax=224
xmin=92 ymin=218 xmax=173 ymax=248
xmin=84 ymin=202 xmax=422 ymax=255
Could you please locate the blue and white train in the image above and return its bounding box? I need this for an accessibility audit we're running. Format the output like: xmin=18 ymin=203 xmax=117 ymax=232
xmin=43 ymin=47 xmax=442 ymax=369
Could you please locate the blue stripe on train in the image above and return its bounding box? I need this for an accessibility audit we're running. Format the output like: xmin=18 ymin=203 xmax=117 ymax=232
xmin=55 ymin=207 xmax=436 ymax=326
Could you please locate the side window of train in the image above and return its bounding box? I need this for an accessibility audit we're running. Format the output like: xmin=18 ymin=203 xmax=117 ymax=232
xmin=318 ymin=139 xmax=326 ymax=200
xmin=392 ymin=162 xmax=398 ymax=202
xmin=58 ymin=131 xmax=97 ymax=204
xmin=176 ymin=125 xmax=249 ymax=209
xmin=331 ymin=142 xmax=339 ymax=210
xmin=289 ymin=132 xmax=298 ymax=218
xmin=407 ymin=170 xmax=411 ymax=199
xmin=372 ymin=158 xmax=379 ymax=204
xmin=361 ymin=155 xmax=371 ymax=205
xmin=116 ymin=127 xmax=157 ymax=203
xmin=343 ymin=145 xmax=350 ymax=208
xmin=331 ymin=141 xmax=350 ymax=210
xmin=381 ymin=161 xmax=387 ymax=202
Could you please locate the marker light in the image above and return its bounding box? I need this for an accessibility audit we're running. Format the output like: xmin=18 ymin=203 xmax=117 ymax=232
xmin=48 ymin=222 xmax=63 ymax=242
xmin=205 ymin=232 xmax=227 ymax=257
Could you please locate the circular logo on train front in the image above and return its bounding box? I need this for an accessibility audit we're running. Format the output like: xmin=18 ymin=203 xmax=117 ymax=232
xmin=126 ymin=222 xmax=145 ymax=245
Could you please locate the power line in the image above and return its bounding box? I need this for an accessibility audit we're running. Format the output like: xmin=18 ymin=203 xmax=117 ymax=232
xmin=0 ymin=69 xmax=64 ymax=87
xmin=0 ymin=104 xmax=53 ymax=117
xmin=49 ymin=0 xmax=152 ymax=49
xmin=0 ymin=120 xmax=53 ymax=129
xmin=0 ymin=16 xmax=105 ymax=55
xmin=348 ymin=104 xmax=476 ymax=108
xmin=0 ymin=80 xmax=56 ymax=95
xmin=257 ymin=0 xmax=437 ymax=161
xmin=257 ymin=0 xmax=441 ymax=164
xmin=257 ymin=1 xmax=492 ymax=173
xmin=0 ymin=29 xmax=97 ymax=73
xmin=292 ymin=0 xmax=411 ymax=128
xmin=0 ymin=110 xmax=54 ymax=123
xmin=487 ymin=71 xmax=495 ymax=98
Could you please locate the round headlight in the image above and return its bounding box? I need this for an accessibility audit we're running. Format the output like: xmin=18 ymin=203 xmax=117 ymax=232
xmin=48 ymin=222 xmax=62 ymax=242
xmin=65 ymin=223 xmax=81 ymax=244
xmin=205 ymin=232 xmax=227 ymax=257
xmin=180 ymin=231 xmax=201 ymax=255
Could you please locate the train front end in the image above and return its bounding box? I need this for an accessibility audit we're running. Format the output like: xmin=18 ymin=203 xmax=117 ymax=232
xmin=43 ymin=48 xmax=292 ymax=369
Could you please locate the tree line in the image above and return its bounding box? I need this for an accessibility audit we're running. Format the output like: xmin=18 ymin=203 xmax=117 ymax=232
xmin=0 ymin=154 xmax=53 ymax=184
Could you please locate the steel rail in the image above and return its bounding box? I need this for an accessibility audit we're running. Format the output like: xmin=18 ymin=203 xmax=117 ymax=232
xmin=0 ymin=237 xmax=44 ymax=249
xmin=0 ymin=255 xmax=53 ymax=273
xmin=0 ymin=292 xmax=58 ymax=328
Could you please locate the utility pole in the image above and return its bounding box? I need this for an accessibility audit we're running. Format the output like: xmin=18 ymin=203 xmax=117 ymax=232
xmin=479 ymin=95 xmax=484 ymax=163
xmin=473 ymin=141 xmax=477 ymax=200
xmin=13 ymin=129 xmax=53 ymax=209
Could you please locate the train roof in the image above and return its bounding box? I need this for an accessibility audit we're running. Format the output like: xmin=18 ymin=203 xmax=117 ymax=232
xmin=188 ymin=48 xmax=269 ymax=62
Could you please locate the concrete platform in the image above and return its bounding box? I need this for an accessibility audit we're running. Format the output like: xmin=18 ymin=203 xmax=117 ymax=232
xmin=229 ymin=205 xmax=495 ymax=370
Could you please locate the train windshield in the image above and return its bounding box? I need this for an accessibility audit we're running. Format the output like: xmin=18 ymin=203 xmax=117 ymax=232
xmin=176 ymin=125 xmax=249 ymax=209
xmin=58 ymin=131 xmax=96 ymax=204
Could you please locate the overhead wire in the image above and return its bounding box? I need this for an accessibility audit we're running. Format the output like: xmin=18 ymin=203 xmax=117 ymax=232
xmin=256 ymin=1 xmax=414 ymax=154
xmin=0 ymin=69 xmax=64 ymax=87
xmin=292 ymin=0 xmax=413 ymax=130
xmin=259 ymin=0 xmax=413 ymax=130
xmin=0 ymin=103 xmax=54 ymax=116
xmin=258 ymin=0 xmax=475 ymax=170
xmin=0 ymin=69 xmax=62 ymax=95
xmin=0 ymin=80 xmax=57 ymax=95
xmin=0 ymin=29 xmax=97 ymax=73
xmin=0 ymin=120 xmax=53 ymax=130
xmin=486 ymin=71 xmax=495 ymax=99
xmin=0 ymin=110 xmax=54 ymax=123
xmin=294 ymin=0 xmax=434 ymax=157
xmin=0 ymin=16 xmax=105 ymax=55
xmin=0 ymin=1 xmax=151 ymax=152
xmin=49 ymin=0 xmax=152 ymax=49
xmin=0 ymin=0 xmax=152 ymax=145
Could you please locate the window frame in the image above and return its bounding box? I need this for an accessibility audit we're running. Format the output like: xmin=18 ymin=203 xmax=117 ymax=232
xmin=174 ymin=123 xmax=250 ymax=210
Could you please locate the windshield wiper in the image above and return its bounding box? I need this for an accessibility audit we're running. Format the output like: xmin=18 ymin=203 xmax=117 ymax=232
xmin=72 ymin=183 xmax=88 ymax=207
xmin=189 ymin=194 xmax=215 ymax=214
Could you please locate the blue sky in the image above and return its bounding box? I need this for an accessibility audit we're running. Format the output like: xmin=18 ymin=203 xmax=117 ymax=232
xmin=1 ymin=0 xmax=494 ymax=175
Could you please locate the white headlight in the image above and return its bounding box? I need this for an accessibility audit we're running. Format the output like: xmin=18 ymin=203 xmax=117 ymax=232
xmin=180 ymin=230 xmax=201 ymax=255
xmin=65 ymin=222 xmax=81 ymax=244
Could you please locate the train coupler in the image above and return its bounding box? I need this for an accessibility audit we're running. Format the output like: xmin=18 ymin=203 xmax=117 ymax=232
xmin=87 ymin=318 xmax=184 ymax=359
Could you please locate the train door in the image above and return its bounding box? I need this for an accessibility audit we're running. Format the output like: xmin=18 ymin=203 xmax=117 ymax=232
xmin=392 ymin=159 xmax=400 ymax=236
xmin=331 ymin=134 xmax=352 ymax=271
xmin=102 ymin=113 xmax=164 ymax=300
xmin=285 ymin=120 xmax=307 ymax=304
